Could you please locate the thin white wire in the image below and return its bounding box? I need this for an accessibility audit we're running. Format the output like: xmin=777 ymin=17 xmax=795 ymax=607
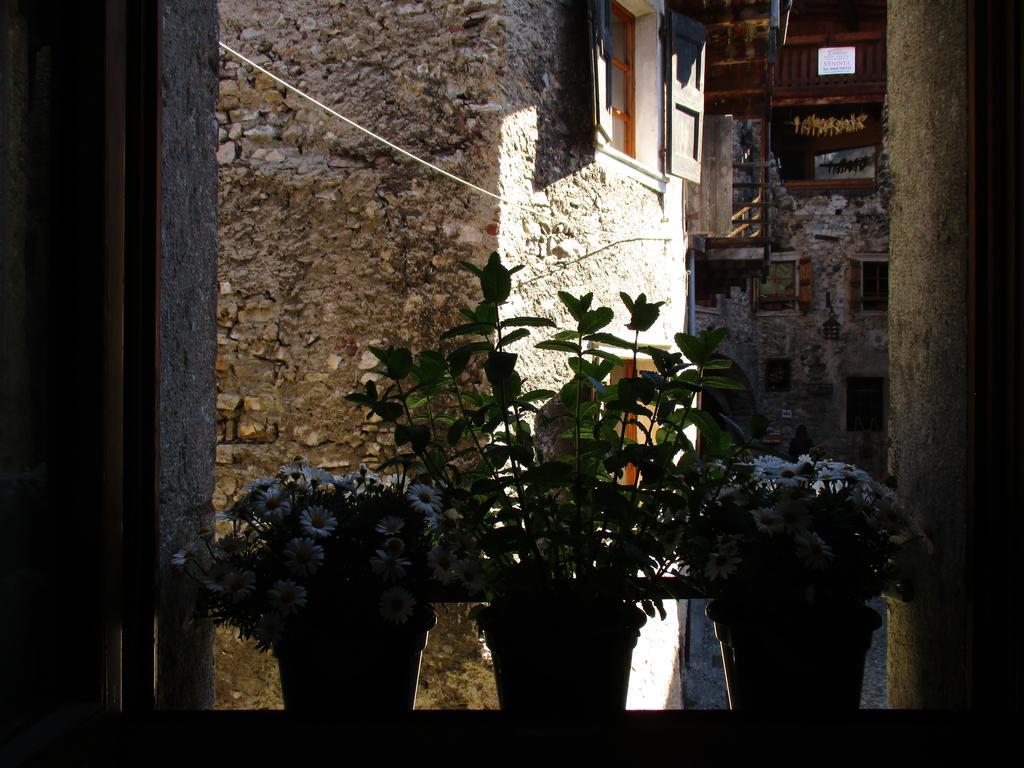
xmin=219 ymin=41 xmax=675 ymax=244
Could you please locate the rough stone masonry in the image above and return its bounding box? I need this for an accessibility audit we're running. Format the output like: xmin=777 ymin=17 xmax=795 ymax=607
xmin=215 ymin=0 xmax=689 ymax=709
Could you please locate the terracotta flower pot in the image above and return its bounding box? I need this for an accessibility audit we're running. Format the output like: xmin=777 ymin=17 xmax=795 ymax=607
xmin=476 ymin=595 xmax=646 ymax=711
xmin=706 ymin=598 xmax=882 ymax=710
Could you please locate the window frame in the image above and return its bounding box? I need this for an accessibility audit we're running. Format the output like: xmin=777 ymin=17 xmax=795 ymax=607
xmin=855 ymin=256 xmax=889 ymax=313
xmin=755 ymin=254 xmax=800 ymax=313
xmin=845 ymin=376 xmax=885 ymax=433
xmin=609 ymin=2 xmax=636 ymax=158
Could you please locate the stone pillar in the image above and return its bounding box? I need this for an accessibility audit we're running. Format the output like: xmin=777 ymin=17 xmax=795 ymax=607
xmin=886 ymin=0 xmax=969 ymax=708
xmin=156 ymin=0 xmax=220 ymax=710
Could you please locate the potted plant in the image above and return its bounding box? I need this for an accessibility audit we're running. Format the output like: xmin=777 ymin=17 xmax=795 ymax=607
xmin=674 ymin=432 xmax=916 ymax=710
xmin=172 ymin=460 xmax=438 ymax=711
xmin=347 ymin=252 xmax=739 ymax=710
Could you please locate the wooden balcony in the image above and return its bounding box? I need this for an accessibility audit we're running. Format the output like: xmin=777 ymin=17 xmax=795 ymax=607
xmin=774 ymin=32 xmax=886 ymax=106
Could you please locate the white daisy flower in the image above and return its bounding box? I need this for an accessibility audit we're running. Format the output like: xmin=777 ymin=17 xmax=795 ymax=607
xmin=301 ymin=466 xmax=335 ymax=486
xmin=375 ymin=515 xmax=406 ymax=535
xmin=795 ymin=531 xmax=834 ymax=571
xmin=751 ymin=506 xmax=785 ymax=536
xmin=280 ymin=458 xmax=310 ymax=475
xmin=299 ymin=505 xmax=337 ymax=539
xmin=427 ymin=507 xmax=461 ymax=534
xmin=267 ymin=579 xmax=308 ymax=616
xmin=283 ymin=537 xmax=325 ymax=577
xmin=379 ymin=586 xmax=416 ymax=624
xmin=427 ymin=546 xmax=457 ymax=584
xmin=253 ymin=486 xmax=291 ymax=522
xmin=406 ymin=483 xmax=443 ymax=515
xmin=255 ymin=612 xmax=284 ymax=648
xmin=777 ymin=498 xmax=811 ymax=533
xmin=704 ymin=550 xmax=742 ymax=581
xmin=332 ymin=473 xmax=357 ymax=493
xmin=383 ymin=473 xmax=410 ymax=491
xmin=170 ymin=542 xmax=199 ymax=568
xmin=369 ymin=550 xmax=410 ymax=582
xmin=383 ymin=537 xmax=405 ymax=557
xmin=455 ymin=558 xmax=487 ymax=594
xmin=219 ymin=570 xmax=256 ymax=602
xmin=213 ymin=534 xmax=245 ymax=560
xmin=243 ymin=476 xmax=277 ymax=492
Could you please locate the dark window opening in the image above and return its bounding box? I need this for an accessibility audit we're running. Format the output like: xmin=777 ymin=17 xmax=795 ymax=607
xmin=765 ymin=359 xmax=791 ymax=392
xmin=861 ymin=260 xmax=889 ymax=311
xmin=846 ymin=377 xmax=884 ymax=432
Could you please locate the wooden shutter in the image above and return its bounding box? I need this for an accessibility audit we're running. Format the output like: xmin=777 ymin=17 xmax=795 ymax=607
xmin=798 ymin=257 xmax=813 ymax=311
xmin=666 ymin=11 xmax=705 ymax=182
xmin=588 ymin=0 xmax=614 ymax=143
xmin=848 ymin=259 xmax=861 ymax=312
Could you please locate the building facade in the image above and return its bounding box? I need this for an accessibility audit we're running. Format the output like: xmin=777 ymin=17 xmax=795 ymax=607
xmin=691 ymin=0 xmax=889 ymax=476
xmin=214 ymin=0 xmax=710 ymax=709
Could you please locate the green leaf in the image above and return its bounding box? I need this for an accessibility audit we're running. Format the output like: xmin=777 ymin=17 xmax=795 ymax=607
xmin=408 ymin=424 xmax=432 ymax=453
xmin=704 ymin=326 xmax=729 ymax=351
xmin=578 ymin=306 xmax=614 ymax=335
xmin=440 ymin=322 xmax=494 ymax=341
xmin=344 ymin=393 xmax=376 ymax=407
xmin=623 ymin=293 xmax=664 ymax=332
xmin=447 ymin=341 xmax=491 ymax=377
xmin=500 ymin=316 xmax=557 ymax=329
xmin=497 ymin=328 xmax=531 ymax=348
xmin=412 ymin=350 xmax=447 ymax=383
xmin=480 ymin=251 xmax=513 ymax=304
xmin=447 ymin=420 xmax=467 ymax=446
xmin=484 ymin=350 xmax=518 ymax=384
xmin=535 ymin=339 xmax=582 ymax=354
xmin=474 ymin=302 xmax=499 ymax=325
xmin=674 ymin=333 xmax=704 ymax=366
xmin=702 ymin=375 xmax=745 ymax=391
xmin=558 ymin=380 xmax=579 ymax=410
xmin=582 ymin=347 xmax=624 ymax=365
xmin=686 ymin=409 xmax=722 ymax=446
xmin=372 ymin=401 xmax=404 ymax=422
xmin=557 ymin=291 xmax=583 ymax=321
xmin=458 ymin=259 xmax=484 ymax=279
xmin=583 ymin=332 xmax=634 ymax=349
xmin=374 ymin=346 xmax=411 ymax=379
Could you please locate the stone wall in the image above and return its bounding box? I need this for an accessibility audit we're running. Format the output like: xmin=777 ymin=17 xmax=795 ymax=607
xmin=215 ymin=0 xmax=687 ymax=709
xmin=886 ymin=0 xmax=969 ymax=708
xmin=696 ymin=118 xmax=890 ymax=478
xmin=496 ymin=0 xmax=685 ymax=709
xmin=157 ymin=0 xmax=220 ymax=710
xmin=215 ymin=0 xmax=507 ymax=502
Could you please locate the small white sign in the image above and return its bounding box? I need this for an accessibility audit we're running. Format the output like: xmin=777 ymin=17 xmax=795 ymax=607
xmin=818 ymin=46 xmax=856 ymax=76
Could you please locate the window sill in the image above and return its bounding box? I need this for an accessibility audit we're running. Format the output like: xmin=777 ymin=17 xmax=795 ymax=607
xmin=595 ymin=143 xmax=669 ymax=194
xmin=782 ymin=179 xmax=877 ymax=193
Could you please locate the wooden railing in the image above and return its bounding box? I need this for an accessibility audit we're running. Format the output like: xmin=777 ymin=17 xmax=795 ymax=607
xmin=775 ymin=32 xmax=886 ymax=96
xmin=727 ymin=161 xmax=769 ymax=240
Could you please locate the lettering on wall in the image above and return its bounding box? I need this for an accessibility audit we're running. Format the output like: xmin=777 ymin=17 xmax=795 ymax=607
xmin=789 ymin=112 xmax=868 ymax=138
